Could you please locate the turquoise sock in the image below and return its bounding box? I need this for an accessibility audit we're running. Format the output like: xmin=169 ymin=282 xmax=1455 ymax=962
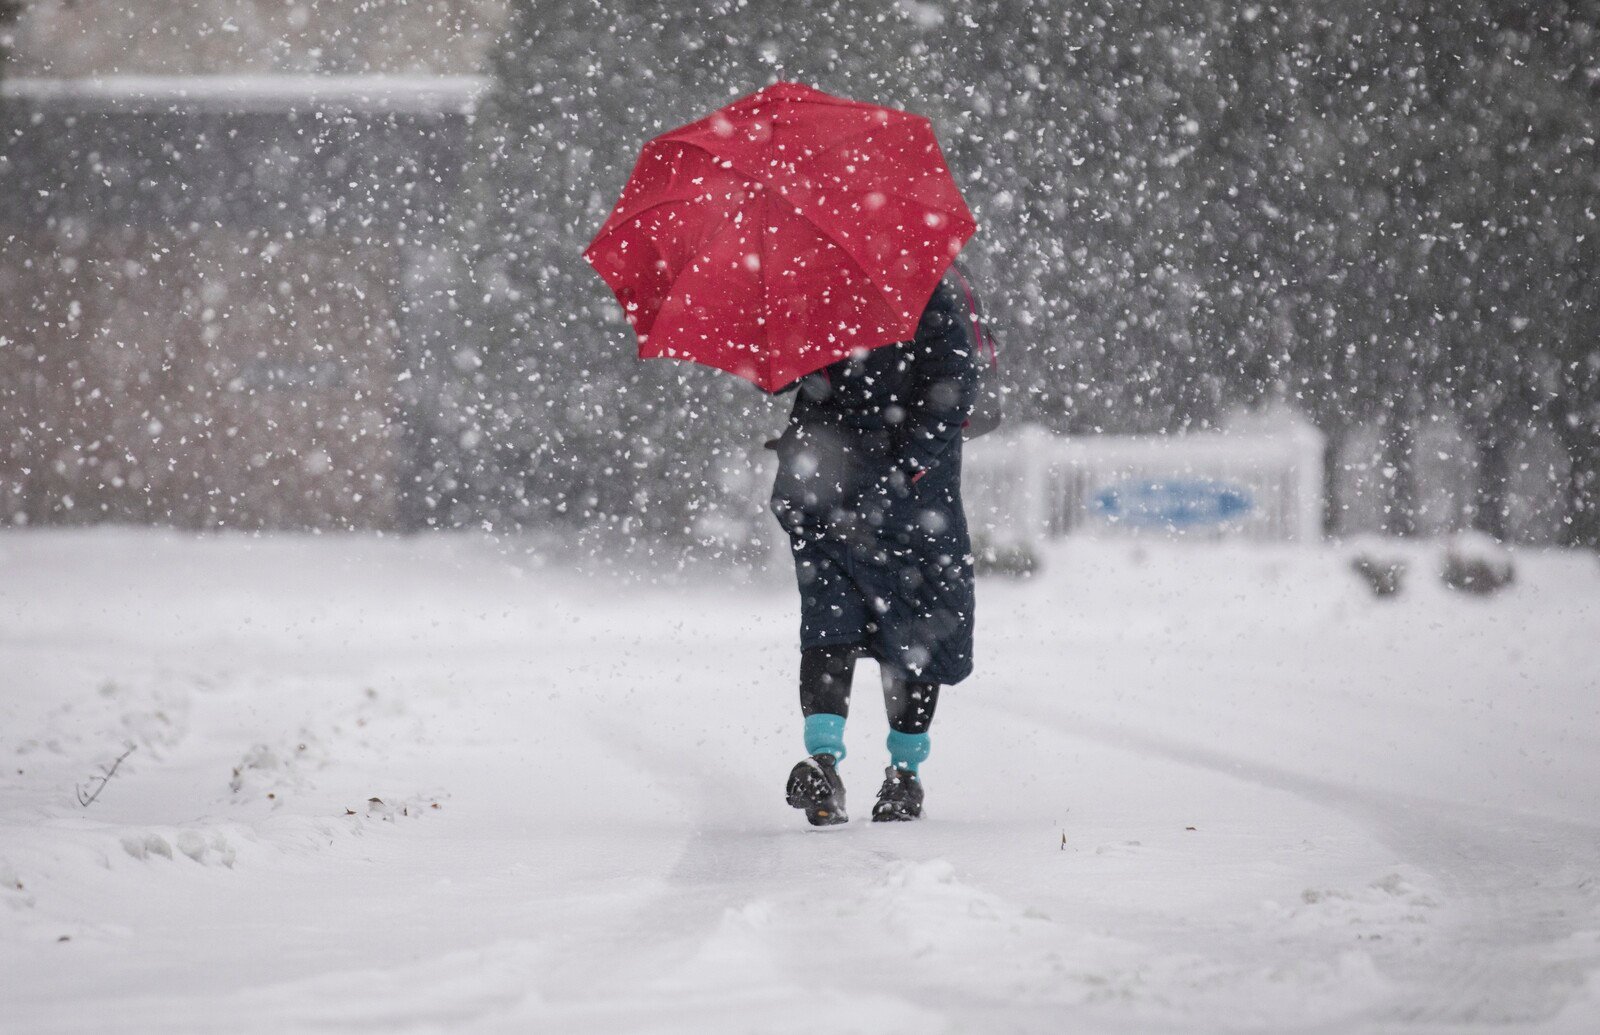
xmin=887 ymin=730 xmax=930 ymax=772
xmin=804 ymin=713 xmax=847 ymax=762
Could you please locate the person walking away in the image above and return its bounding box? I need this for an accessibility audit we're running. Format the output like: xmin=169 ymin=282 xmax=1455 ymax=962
xmin=768 ymin=268 xmax=981 ymax=825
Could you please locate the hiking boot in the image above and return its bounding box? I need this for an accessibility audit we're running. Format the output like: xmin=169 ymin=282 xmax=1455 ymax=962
xmin=870 ymin=765 xmax=924 ymax=822
xmin=786 ymin=754 xmax=848 ymax=826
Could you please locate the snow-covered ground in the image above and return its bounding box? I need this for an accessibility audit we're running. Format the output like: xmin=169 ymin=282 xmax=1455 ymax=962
xmin=2 ymin=529 xmax=1599 ymax=1034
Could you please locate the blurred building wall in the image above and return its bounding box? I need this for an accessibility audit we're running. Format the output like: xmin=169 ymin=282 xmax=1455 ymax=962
xmin=0 ymin=78 xmax=481 ymax=528
xmin=8 ymin=0 xmax=507 ymax=77
xmin=0 ymin=224 xmax=403 ymax=528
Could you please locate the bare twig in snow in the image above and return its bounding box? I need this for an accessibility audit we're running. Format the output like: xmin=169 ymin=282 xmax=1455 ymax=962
xmin=76 ymin=744 xmax=136 ymax=807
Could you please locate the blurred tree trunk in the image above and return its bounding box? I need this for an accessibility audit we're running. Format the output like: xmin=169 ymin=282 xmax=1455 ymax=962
xmin=0 ymin=1 xmax=18 ymax=67
xmin=1383 ymin=389 xmax=1420 ymax=538
xmin=1552 ymin=337 xmax=1600 ymax=550
xmin=1559 ymin=434 xmax=1600 ymax=550
xmin=1 ymin=0 xmax=19 ymax=93
xmin=1470 ymin=418 xmax=1511 ymax=541
xmin=1321 ymin=427 xmax=1346 ymax=537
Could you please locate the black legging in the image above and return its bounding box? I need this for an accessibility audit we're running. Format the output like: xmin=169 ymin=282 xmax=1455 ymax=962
xmin=799 ymin=643 xmax=940 ymax=734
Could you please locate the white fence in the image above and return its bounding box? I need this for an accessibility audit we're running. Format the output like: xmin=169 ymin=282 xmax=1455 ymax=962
xmin=964 ymin=409 xmax=1326 ymax=544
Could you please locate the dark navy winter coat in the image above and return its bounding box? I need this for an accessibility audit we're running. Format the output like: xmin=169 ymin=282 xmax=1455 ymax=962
xmin=769 ymin=272 xmax=980 ymax=686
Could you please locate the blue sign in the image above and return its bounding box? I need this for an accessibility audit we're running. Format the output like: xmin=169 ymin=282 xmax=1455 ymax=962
xmin=1093 ymin=478 xmax=1254 ymax=529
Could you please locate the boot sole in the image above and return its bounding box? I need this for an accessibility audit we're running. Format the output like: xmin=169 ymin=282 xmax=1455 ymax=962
xmin=786 ymin=760 xmax=848 ymax=826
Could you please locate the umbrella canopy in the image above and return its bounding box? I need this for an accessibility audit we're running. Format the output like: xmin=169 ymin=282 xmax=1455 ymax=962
xmin=584 ymin=81 xmax=976 ymax=392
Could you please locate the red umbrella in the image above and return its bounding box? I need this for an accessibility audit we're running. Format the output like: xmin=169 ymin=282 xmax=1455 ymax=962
xmin=584 ymin=81 xmax=976 ymax=392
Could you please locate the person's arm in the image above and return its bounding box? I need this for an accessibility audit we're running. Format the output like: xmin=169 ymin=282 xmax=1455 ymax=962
xmin=896 ymin=276 xmax=980 ymax=484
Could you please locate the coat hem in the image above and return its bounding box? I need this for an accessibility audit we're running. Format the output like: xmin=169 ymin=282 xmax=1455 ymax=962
xmin=798 ymin=633 xmax=868 ymax=653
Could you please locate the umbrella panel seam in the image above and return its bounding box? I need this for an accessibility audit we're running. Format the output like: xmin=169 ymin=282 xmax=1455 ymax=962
xmin=585 ymin=191 xmax=731 ymax=258
xmin=643 ymin=211 xmax=760 ymax=356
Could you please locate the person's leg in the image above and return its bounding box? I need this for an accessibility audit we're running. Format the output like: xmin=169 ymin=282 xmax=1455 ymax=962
xmin=783 ymin=524 xmax=868 ymax=825
xmin=881 ymin=668 xmax=940 ymax=773
xmin=872 ymin=668 xmax=937 ymax=821
xmin=789 ymin=642 xmax=858 ymax=826
xmin=799 ymin=643 xmax=856 ymax=761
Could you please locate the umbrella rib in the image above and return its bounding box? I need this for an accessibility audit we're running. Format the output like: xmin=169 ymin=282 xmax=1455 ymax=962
xmin=667 ymin=119 xmax=921 ymax=192
xmin=654 ymin=134 xmax=783 ymax=195
xmin=770 ymin=193 xmax=908 ymax=318
xmin=780 ymin=111 xmax=921 ymax=159
xmin=785 ymin=117 xmax=924 ymax=173
xmin=787 ymin=121 xmax=972 ymax=225
xmin=660 ymin=123 xmax=967 ymax=227
xmin=759 ymin=182 xmax=776 ymax=387
xmin=645 ymin=212 xmax=752 ymax=348
xmin=780 ymin=177 xmax=974 ymax=257
xmin=763 ymin=87 xmax=876 ymax=113
xmin=661 ymin=86 xmax=868 ymax=147
xmin=586 ymin=191 xmax=718 ymax=255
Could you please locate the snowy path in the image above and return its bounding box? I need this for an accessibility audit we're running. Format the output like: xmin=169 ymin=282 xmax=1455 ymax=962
xmin=3 ymin=531 xmax=1599 ymax=1033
